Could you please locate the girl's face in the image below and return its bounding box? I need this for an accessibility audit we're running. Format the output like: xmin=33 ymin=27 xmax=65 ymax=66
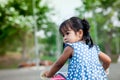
xmin=62 ymin=28 xmax=83 ymax=43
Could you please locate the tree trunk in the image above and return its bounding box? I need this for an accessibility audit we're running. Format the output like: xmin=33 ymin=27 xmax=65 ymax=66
xmin=21 ymin=34 xmax=28 ymax=61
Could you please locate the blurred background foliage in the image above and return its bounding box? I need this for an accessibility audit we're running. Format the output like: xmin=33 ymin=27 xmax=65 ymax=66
xmin=0 ymin=0 xmax=57 ymax=58
xmin=0 ymin=0 xmax=120 ymax=67
xmin=76 ymin=0 xmax=120 ymax=55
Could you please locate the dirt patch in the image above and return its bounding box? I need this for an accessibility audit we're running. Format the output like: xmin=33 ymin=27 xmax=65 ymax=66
xmin=0 ymin=53 xmax=54 ymax=69
xmin=0 ymin=54 xmax=22 ymax=69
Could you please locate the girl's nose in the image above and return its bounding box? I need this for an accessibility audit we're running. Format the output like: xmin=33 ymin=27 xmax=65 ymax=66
xmin=63 ymin=36 xmax=66 ymax=40
xmin=63 ymin=37 xmax=67 ymax=42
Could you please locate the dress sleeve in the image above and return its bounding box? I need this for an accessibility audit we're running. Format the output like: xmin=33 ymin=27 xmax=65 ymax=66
xmin=95 ymin=45 xmax=101 ymax=54
xmin=64 ymin=43 xmax=73 ymax=49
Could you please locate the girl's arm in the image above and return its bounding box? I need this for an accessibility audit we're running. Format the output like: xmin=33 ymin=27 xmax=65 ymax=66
xmin=44 ymin=46 xmax=73 ymax=78
xmin=99 ymin=52 xmax=111 ymax=70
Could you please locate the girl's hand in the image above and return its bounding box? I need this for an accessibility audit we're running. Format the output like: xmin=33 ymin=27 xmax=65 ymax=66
xmin=105 ymin=68 xmax=109 ymax=75
xmin=41 ymin=71 xmax=49 ymax=77
xmin=40 ymin=71 xmax=50 ymax=80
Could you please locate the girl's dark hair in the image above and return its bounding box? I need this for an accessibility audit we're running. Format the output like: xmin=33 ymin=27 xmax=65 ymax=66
xmin=59 ymin=17 xmax=93 ymax=48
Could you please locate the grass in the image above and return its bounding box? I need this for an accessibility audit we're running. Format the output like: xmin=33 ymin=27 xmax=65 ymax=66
xmin=0 ymin=52 xmax=22 ymax=69
xmin=40 ymin=55 xmax=57 ymax=62
xmin=0 ymin=59 xmax=20 ymax=69
xmin=0 ymin=56 xmax=21 ymax=69
xmin=0 ymin=53 xmax=57 ymax=69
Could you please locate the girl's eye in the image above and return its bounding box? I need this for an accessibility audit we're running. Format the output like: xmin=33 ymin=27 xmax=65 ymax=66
xmin=66 ymin=32 xmax=69 ymax=35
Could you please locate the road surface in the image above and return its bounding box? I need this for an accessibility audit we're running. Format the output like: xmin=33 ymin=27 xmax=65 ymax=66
xmin=0 ymin=63 xmax=120 ymax=80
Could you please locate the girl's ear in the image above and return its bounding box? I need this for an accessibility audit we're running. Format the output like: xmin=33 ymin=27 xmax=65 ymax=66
xmin=79 ymin=29 xmax=83 ymax=35
xmin=79 ymin=29 xmax=83 ymax=37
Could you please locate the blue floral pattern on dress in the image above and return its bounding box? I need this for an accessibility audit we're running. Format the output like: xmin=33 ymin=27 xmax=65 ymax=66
xmin=66 ymin=41 xmax=108 ymax=80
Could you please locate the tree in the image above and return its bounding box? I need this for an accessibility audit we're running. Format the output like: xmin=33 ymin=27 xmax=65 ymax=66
xmin=76 ymin=0 xmax=120 ymax=54
xmin=0 ymin=0 xmax=57 ymax=59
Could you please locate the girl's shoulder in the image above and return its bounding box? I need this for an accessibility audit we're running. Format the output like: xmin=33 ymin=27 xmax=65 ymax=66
xmin=64 ymin=43 xmax=74 ymax=48
xmin=92 ymin=44 xmax=101 ymax=54
xmin=64 ymin=42 xmax=84 ymax=48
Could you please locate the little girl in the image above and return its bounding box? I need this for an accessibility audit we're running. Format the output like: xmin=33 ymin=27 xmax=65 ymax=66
xmin=43 ymin=17 xmax=111 ymax=80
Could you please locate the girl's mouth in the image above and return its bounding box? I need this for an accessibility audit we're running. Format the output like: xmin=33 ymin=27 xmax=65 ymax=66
xmin=64 ymin=40 xmax=69 ymax=43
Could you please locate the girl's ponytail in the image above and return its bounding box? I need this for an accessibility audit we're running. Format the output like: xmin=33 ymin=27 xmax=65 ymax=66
xmin=81 ymin=19 xmax=93 ymax=48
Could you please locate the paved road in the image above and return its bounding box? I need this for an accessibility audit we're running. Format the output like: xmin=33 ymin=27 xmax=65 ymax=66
xmin=0 ymin=63 xmax=120 ymax=80
xmin=108 ymin=63 xmax=120 ymax=80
